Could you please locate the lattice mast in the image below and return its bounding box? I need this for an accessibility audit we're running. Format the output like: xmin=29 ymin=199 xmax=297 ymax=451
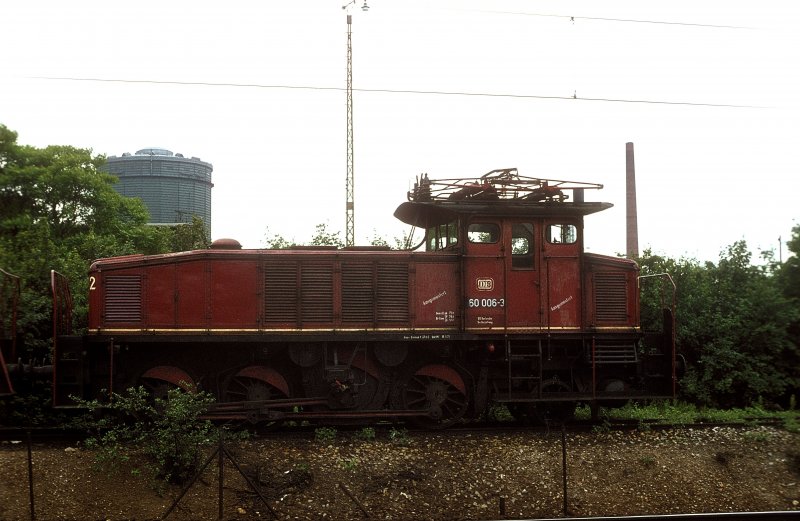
xmin=345 ymin=14 xmax=355 ymax=247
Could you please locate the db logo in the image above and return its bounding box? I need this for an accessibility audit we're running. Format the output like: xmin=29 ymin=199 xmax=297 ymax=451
xmin=476 ymin=278 xmax=494 ymax=291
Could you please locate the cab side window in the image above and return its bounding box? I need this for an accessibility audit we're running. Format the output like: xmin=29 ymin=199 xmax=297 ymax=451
xmin=546 ymin=223 xmax=577 ymax=244
xmin=467 ymin=223 xmax=500 ymax=244
xmin=425 ymin=221 xmax=459 ymax=251
xmin=511 ymin=223 xmax=534 ymax=268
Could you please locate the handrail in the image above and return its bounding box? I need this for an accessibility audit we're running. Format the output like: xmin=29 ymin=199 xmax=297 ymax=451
xmin=0 ymin=268 xmax=21 ymax=395
xmin=638 ymin=272 xmax=677 ymax=398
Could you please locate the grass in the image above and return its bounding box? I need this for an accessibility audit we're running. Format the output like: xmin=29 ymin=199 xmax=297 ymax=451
xmin=575 ymin=401 xmax=800 ymax=431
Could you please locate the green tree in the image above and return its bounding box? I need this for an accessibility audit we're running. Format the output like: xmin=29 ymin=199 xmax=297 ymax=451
xmin=263 ymin=226 xmax=297 ymax=249
xmin=638 ymin=241 xmax=799 ymax=407
xmin=777 ymin=224 xmax=800 ymax=302
xmin=262 ymin=223 xmax=344 ymax=249
xmin=165 ymin=215 xmax=210 ymax=251
xmin=0 ymin=125 xmax=163 ymax=349
xmin=776 ymin=224 xmax=800 ymax=403
xmin=310 ymin=222 xmax=344 ymax=248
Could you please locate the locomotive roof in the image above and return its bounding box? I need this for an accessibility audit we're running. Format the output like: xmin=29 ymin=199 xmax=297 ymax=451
xmin=394 ymin=168 xmax=613 ymax=228
xmin=393 ymin=200 xmax=613 ymax=228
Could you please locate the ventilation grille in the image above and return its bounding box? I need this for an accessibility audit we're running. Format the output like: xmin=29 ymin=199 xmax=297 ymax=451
xmin=264 ymin=263 xmax=298 ymax=323
xmin=104 ymin=275 xmax=142 ymax=323
xmin=342 ymin=263 xmax=374 ymax=323
xmin=265 ymin=260 xmax=408 ymax=325
xmin=590 ymin=343 xmax=638 ymax=364
xmin=594 ymin=271 xmax=628 ymax=323
xmin=301 ymin=263 xmax=333 ymax=322
xmin=377 ymin=264 xmax=408 ymax=322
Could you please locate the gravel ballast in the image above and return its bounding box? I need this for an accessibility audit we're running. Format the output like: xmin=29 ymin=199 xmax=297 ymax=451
xmin=1 ymin=425 xmax=798 ymax=520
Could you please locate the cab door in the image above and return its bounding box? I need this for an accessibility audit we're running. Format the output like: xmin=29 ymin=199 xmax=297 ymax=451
xmin=505 ymin=221 xmax=541 ymax=328
xmin=543 ymin=221 xmax=581 ymax=329
xmin=463 ymin=220 xmax=505 ymax=331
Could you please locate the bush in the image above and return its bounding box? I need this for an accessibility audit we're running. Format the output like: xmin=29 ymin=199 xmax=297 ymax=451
xmin=314 ymin=426 xmax=337 ymax=443
xmin=356 ymin=427 xmax=376 ymax=441
xmin=388 ymin=427 xmax=411 ymax=446
xmin=77 ymin=386 xmax=216 ymax=488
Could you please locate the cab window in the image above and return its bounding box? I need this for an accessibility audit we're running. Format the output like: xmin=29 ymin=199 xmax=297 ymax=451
xmin=546 ymin=223 xmax=577 ymax=244
xmin=512 ymin=223 xmax=534 ymax=268
xmin=467 ymin=223 xmax=500 ymax=244
xmin=425 ymin=221 xmax=458 ymax=251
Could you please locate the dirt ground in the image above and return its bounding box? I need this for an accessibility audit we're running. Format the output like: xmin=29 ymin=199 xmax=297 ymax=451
xmin=1 ymin=425 xmax=799 ymax=521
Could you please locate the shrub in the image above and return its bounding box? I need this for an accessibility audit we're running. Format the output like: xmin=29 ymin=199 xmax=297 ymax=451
xmin=77 ymin=386 xmax=216 ymax=488
xmin=356 ymin=427 xmax=376 ymax=441
xmin=388 ymin=427 xmax=411 ymax=446
xmin=314 ymin=426 xmax=337 ymax=443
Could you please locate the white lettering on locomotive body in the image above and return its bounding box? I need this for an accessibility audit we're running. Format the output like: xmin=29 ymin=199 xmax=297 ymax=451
xmin=434 ymin=310 xmax=456 ymax=322
xmin=476 ymin=278 xmax=494 ymax=291
xmin=550 ymin=295 xmax=574 ymax=311
xmin=423 ymin=290 xmax=447 ymax=306
xmin=467 ymin=298 xmax=505 ymax=308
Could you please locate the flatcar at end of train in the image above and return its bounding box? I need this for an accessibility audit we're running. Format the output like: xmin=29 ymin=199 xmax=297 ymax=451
xmin=50 ymin=168 xmax=676 ymax=426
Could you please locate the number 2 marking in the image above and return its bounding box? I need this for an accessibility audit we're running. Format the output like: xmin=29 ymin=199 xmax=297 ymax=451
xmin=89 ymin=276 xmax=97 ymax=291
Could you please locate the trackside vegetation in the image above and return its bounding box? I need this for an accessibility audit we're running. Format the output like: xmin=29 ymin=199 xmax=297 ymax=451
xmin=575 ymin=401 xmax=799 ymax=433
xmin=74 ymin=386 xmax=218 ymax=489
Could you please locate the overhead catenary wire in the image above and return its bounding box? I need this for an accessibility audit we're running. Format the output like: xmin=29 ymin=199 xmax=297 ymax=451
xmin=29 ymin=76 xmax=764 ymax=109
xmin=456 ymin=8 xmax=754 ymax=30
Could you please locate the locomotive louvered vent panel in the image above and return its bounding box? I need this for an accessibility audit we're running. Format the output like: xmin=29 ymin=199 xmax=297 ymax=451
xmin=591 ymin=343 xmax=638 ymax=364
xmin=264 ymin=263 xmax=298 ymax=322
xmin=594 ymin=272 xmax=628 ymax=322
xmin=104 ymin=275 xmax=142 ymax=323
xmin=301 ymin=263 xmax=334 ymax=322
xmin=377 ymin=263 xmax=409 ymax=322
xmin=342 ymin=263 xmax=374 ymax=322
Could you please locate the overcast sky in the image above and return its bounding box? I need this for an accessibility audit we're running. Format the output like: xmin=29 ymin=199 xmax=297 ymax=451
xmin=2 ymin=0 xmax=798 ymax=262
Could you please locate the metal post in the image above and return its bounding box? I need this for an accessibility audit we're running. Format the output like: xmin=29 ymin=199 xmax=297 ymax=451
xmin=345 ymin=13 xmax=355 ymax=247
xmin=27 ymin=430 xmax=35 ymax=521
xmin=561 ymin=424 xmax=569 ymax=516
xmin=218 ymin=433 xmax=224 ymax=520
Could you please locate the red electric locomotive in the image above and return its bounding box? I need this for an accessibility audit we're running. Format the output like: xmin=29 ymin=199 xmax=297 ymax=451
xmin=52 ymin=168 xmax=675 ymax=426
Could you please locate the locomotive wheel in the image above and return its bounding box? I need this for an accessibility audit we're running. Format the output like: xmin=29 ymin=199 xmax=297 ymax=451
xmin=223 ymin=366 xmax=290 ymax=403
xmin=140 ymin=365 xmax=196 ymax=402
xmin=222 ymin=366 xmax=292 ymax=427
xmin=392 ymin=363 xmax=470 ymax=429
xmin=337 ymin=366 xmax=389 ymax=411
xmin=224 ymin=375 xmax=287 ymax=402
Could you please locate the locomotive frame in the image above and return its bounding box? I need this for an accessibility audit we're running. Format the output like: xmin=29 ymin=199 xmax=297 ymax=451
xmin=48 ymin=168 xmax=676 ymax=426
